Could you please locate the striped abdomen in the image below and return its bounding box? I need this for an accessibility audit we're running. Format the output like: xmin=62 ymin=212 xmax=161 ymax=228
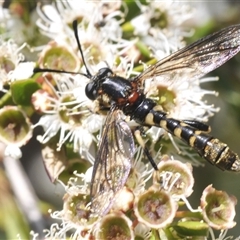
xmin=144 ymin=107 xmax=240 ymax=172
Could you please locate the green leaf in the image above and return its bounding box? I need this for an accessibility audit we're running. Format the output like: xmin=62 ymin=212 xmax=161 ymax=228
xmin=172 ymin=221 xmax=209 ymax=237
xmin=11 ymin=79 xmax=41 ymax=106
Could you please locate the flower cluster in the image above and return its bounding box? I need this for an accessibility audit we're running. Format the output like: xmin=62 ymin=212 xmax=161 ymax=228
xmin=42 ymin=156 xmax=237 ymax=239
xmin=0 ymin=1 xmax=239 ymax=240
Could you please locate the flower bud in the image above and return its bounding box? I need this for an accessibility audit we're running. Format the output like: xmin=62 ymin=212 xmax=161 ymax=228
xmin=153 ymin=155 xmax=194 ymax=198
xmin=134 ymin=188 xmax=177 ymax=229
xmin=111 ymin=187 xmax=134 ymax=213
xmin=95 ymin=212 xmax=133 ymax=239
xmin=200 ymin=185 xmax=237 ymax=230
xmin=38 ymin=41 xmax=80 ymax=72
xmin=63 ymin=188 xmax=97 ymax=227
xmin=0 ymin=106 xmax=32 ymax=147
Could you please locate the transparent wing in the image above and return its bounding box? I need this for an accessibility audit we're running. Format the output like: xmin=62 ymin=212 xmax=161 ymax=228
xmin=90 ymin=107 xmax=135 ymax=217
xmin=135 ymin=24 xmax=240 ymax=84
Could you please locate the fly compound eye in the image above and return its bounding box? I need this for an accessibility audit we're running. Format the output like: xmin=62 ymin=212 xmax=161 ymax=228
xmin=85 ymin=82 xmax=98 ymax=100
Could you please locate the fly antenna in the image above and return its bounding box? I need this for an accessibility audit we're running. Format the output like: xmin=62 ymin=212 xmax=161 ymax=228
xmin=33 ymin=67 xmax=89 ymax=78
xmin=72 ymin=20 xmax=92 ymax=78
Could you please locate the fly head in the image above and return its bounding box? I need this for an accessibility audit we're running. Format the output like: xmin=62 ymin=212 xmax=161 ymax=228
xmin=85 ymin=67 xmax=113 ymax=100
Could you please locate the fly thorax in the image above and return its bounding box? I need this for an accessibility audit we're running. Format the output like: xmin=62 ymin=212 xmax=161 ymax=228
xmin=101 ymin=76 xmax=133 ymax=103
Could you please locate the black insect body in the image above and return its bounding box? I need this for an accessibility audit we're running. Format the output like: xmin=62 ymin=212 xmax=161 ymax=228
xmin=86 ymin=67 xmax=240 ymax=172
xmin=35 ymin=21 xmax=240 ymax=217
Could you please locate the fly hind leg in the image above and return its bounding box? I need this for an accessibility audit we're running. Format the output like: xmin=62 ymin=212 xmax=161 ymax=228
xmin=134 ymin=126 xmax=158 ymax=170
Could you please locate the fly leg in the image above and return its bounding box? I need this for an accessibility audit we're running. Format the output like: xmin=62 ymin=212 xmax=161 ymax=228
xmin=134 ymin=126 xmax=158 ymax=170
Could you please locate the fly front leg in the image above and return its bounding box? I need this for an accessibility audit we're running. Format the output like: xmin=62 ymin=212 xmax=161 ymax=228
xmin=134 ymin=126 xmax=158 ymax=170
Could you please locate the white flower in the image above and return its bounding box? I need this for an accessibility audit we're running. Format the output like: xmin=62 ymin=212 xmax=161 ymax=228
xmin=36 ymin=4 xmax=74 ymax=42
xmin=42 ymin=172 xmax=96 ymax=239
xmin=145 ymin=76 xmax=219 ymax=120
xmin=36 ymin=1 xmax=126 ymax=52
xmin=0 ymin=39 xmax=34 ymax=91
xmin=132 ymin=0 xmax=194 ymax=57
xmin=36 ymin=2 xmax=135 ymax=78
xmin=34 ymin=73 xmax=104 ymax=155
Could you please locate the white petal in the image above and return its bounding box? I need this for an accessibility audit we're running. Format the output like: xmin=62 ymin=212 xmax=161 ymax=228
xmin=42 ymin=5 xmax=62 ymax=23
xmin=84 ymin=166 xmax=93 ymax=183
xmin=9 ymin=62 xmax=35 ymax=80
